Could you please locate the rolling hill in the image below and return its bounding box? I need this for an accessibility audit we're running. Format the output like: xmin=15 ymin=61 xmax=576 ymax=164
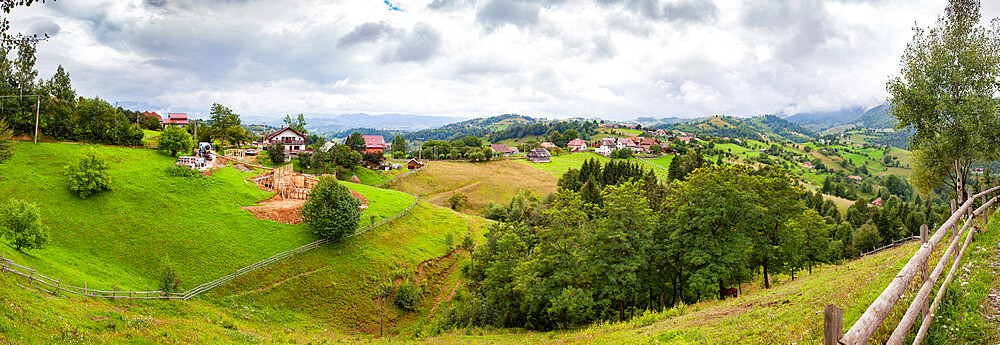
xmin=667 ymin=115 xmax=816 ymax=143
xmin=406 ymin=114 xmax=540 ymax=141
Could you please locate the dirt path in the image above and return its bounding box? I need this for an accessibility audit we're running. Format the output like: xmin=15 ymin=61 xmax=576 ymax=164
xmin=423 ymin=181 xmax=481 ymax=200
xmin=226 ymin=267 xmax=328 ymax=298
xmin=984 ymin=243 xmax=1000 ymax=322
xmin=429 ymin=280 xmax=462 ymax=313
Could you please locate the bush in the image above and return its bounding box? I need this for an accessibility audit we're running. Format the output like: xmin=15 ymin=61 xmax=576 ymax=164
xmin=447 ymin=193 xmax=467 ymax=210
xmin=266 ymin=141 xmax=285 ymax=165
xmin=165 ymin=165 xmax=199 ymax=177
xmin=301 ymin=177 xmax=362 ymax=241
xmin=158 ymin=125 xmax=193 ymax=156
xmin=67 ymin=152 xmax=112 ymax=198
xmin=0 ymin=118 xmax=13 ymax=163
xmin=460 ymin=234 xmax=475 ymax=252
xmin=159 ymin=260 xmax=181 ymax=293
xmin=395 ymin=282 xmax=421 ymax=311
xmin=0 ymin=199 xmax=47 ymax=251
xmin=445 ymin=233 xmax=455 ymax=251
xmin=482 ymin=202 xmax=507 ymax=221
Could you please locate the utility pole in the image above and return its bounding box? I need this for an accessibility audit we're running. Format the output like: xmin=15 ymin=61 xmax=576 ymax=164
xmin=33 ymin=95 xmax=39 ymax=144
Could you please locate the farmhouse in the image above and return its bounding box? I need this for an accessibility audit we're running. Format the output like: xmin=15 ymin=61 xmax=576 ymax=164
xmin=526 ymin=148 xmax=551 ymax=163
xmin=362 ymin=135 xmax=387 ymax=153
xmin=639 ymin=138 xmax=660 ymax=152
xmin=265 ymin=127 xmax=307 ymax=160
xmin=567 ymin=138 xmax=587 ymax=152
xmin=163 ymin=113 xmax=188 ymax=126
xmin=142 ymin=111 xmax=162 ymax=123
xmin=847 ymin=175 xmax=863 ymax=183
xmin=595 ymin=137 xmax=616 ymax=156
xmin=540 ymin=142 xmax=557 ymax=149
xmin=870 ymin=197 xmax=883 ymax=207
xmin=616 ymin=138 xmax=640 ymax=152
xmin=801 ymin=161 xmax=814 ymax=169
xmin=407 ymin=158 xmax=424 ymax=169
xmin=490 ymin=144 xmax=517 ymax=156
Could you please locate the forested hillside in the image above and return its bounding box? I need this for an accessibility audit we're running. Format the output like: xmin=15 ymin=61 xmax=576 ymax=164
xmin=406 ymin=114 xmax=538 ymax=141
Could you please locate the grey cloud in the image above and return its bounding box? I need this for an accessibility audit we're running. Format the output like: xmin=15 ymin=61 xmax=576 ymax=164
xmin=476 ymin=0 xmax=540 ymax=31
xmin=337 ymin=22 xmax=397 ymax=48
xmin=427 ymin=0 xmax=474 ymax=11
xmin=27 ymin=18 xmax=60 ymax=37
xmin=597 ymin=0 xmax=717 ymax=23
xmin=741 ymin=0 xmax=835 ymax=59
xmin=381 ymin=23 xmax=441 ymax=63
xmin=144 ymin=0 xmax=167 ymax=8
xmin=592 ymin=35 xmax=615 ymax=60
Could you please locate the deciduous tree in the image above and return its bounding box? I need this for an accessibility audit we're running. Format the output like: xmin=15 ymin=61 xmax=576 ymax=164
xmin=301 ymin=177 xmax=361 ymax=241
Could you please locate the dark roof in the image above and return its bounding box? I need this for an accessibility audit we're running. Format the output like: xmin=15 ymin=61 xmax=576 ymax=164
xmin=266 ymin=127 xmax=307 ymax=140
xmin=490 ymin=144 xmax=514 ymax=153
xmin=527 ymin=148 xmax=551 ymax=157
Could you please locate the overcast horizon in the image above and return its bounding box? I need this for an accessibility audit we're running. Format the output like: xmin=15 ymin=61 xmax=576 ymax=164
xmin=8 ymin=0 xmax=1000 ymax=121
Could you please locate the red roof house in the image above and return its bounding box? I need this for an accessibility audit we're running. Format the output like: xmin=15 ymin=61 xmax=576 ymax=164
xmin=361 ymin=135 xmax=387 ymax=153
xmin=567 ymin=138 xmax=587 ymax=152
xmin=163 ymin=113 xmax=188 ymax=126
xmin=142 ymin=111 xmax=162 ymax=123
xmin=870 ymin=197 xmax=883 ymax=207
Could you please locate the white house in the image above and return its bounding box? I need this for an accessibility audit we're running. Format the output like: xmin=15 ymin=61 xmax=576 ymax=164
xmin=265 ymin=127 xmax=307 ymax=161
xmin=567 ymin=138 xmax=587 ymax=152
xmin=595 ymin=138 xmax=616 ymax=156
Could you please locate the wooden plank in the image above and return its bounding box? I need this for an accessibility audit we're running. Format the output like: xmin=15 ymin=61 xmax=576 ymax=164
xmin=912 ymin=212 xmax=980 ymax=345
xmin=824 ymin=304 xmax=843 ymax=345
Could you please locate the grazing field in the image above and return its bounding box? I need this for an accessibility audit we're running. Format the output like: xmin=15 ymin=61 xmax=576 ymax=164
xmin=384 ymin=159 xmax=558 ymax=214
xmin=0 ymin=142 xmax=413 ymax=292
xmin=521 ymin=152 xmax=611 ymax=177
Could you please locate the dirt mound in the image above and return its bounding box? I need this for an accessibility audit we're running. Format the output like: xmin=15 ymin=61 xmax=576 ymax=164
xmin=242 ymin=198 xmax=306 ymax=224
xmin=234 ymin=164 xmax=253 ymax=172
xmin=349 ymin=189 xmax=369 ymax=209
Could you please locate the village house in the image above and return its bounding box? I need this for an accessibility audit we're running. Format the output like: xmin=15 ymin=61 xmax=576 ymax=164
xmin=870 ymin=197 xmax=883 ymax=207
xmin=142 ymin=111 xmax=162 ymax=123
xmin=595 ymin=138 xmax=616 ymax=156
xmin=801 ymin=161 xmax=814 ymax=169
xmin=265 ymin=127 xmax=307 ymax=161
xmin=407 ymin=158 xmax=424 ymax=169
xmin=540 ymin=142 xmax=557 ymax=149
xmin=489 ymin=144 xmax=517 ymax=157
xmin=361 ymin=135 xmax=387 ymax=153
xmin=527 ymin=148 xmax=551 ymax=163
xmin=848 ymin=175 xmax=863 ymax=183
xmin=567 ymin=138 xmax=587 ymax=152
xmin=640 ymin=138 xmax=660 ymax=152
xmin=163 ymin=113 xmax=188 ymax=127
xmin=676 ymin=136 xmax=693 ymax=144
xmin=616 ymin=137 xmax=640 ymax=152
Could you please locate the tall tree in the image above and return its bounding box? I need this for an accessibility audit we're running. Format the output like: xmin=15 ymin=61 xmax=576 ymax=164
xmin=392 ymin=134 xmax=407 ymax=154
xmin=208 ymin=103 xmax=241 ymax=144
xmin=46 ymin=64 xmax=74 ymax=102
xmin=283 ymin=113 xmax=307 ymax=134
xmin=888 ymin=0 xmax=1000 ymax=203
xmin=346 ymin=132 xmax=366 ymax=152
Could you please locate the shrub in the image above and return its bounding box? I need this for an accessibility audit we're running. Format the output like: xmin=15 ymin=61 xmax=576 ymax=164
xmin=165 ymin=165 xmax=199 ymax=177
xmin=460 ymin=234 xmax=475 ymax=252
xmin=159 ymin=260 xmax=181 ymax=293
xmin=445 ymin=233 xmax=455 ymax=252
xmin=395 ymin=282 xmax=421 ymax=311
xmin=0 ymin=199 xmax=47 ymax=251
xmin=301 ymin=177 xmax=362 ymax=241
xmin=0 ymin=118 xmax=13 ymax=163
xmin=482 ymin=202 xmax=507 ymax=221
xmin=158 ymin=125 xmax=193 ymax=156
xmin=266 ymin=141 xmax=285 ymax=165
xmin=447 ymin=193 xmax=467 ymax=210
xmin=392 ymin=151 xmax=406 ymax=159
xmin=67 ymin=152 xmax=112 ymax=198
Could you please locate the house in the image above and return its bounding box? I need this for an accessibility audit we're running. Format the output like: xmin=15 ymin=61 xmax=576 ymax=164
xmin=361 ymin=135 xmax=387 ymax=153
xmin=407 ymin=158 xmax=424 ymax=169
xmin=526 ymin=148 xmax=552 ymax=163
xmin=595 ymin=138 xmax=617 ymax=156
xmin=801 ymin=161 xmax=814 ymax=169
xmin=540 ymin=142 xmax=557 ymax=149
xmin=677 ymin=136 xmax=693 ymax=144
xmin=142 ymin=111 xmax=162 ymax=123
xmin=163 ymin=113 xmax=188 ymax=126
xmin=265 ymin=127 xmax=307 ymax=161
xmin=567 ymin=138 xmax=587 ymax=152
xmin=319 ymin=141 xmax=337 ymax=152
xmin=848 ymin=175 xmax=863 ymax=183
xmin=490 ymin=144 xmax=516 ymax=157
xmin=175 ymin=156 xmax=206 ymax=170
xmin=617 ymin=138 xmax=640 ymax=152
xmin=640 ymin=138 xmax=660 ymax=152
xmin=654 ymin=129 xmax=668 ymax=136
xmin=870 ymin=197 xmax=883 ymax=207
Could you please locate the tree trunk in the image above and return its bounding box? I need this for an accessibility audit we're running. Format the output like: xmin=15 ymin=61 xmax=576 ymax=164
xmin=956 ymin=160 xmax=967 ymax=204
xmin=619 ymin=300 xmax=624 ymax=321
xmin=562 ymin=311 xmax=567 ymax=330
xmin=763 ymin=260 xmax=770 ymax=289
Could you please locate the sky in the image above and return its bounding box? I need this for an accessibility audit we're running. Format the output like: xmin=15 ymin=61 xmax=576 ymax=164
xmin=7 ymin=0 xmax=1000 ymax=121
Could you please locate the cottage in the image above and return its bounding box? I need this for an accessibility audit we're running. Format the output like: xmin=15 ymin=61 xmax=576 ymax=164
xmin=847 ymin=175 xmax=862 ymax=183
xmin=801 ymin=161 xmax=814 ymax=169
xmin=407 ymin=158 xmax=424 ymax=169
xmin=870 ymin=197 xmax=883 ymax=207
xmin=361 ymin=135 xmax=387 ymax=153
xmin=527 ymin=148 xmax=552 ymax=163
xmin=595 ymin=137 xmax=617 ymax=156
xmin=676 ymin=136 xmax=693 ymax=144
xmin=639 ymin=138 xmax=660 ymax=152
xmin=319 ymin=141 xmax=337 ymax=152
xmin=490 ymin=144 xmax=516 ymax=157
xmin=540 ymin=142 xmax=557 ymax=149
xmin=163 ymin=113 xmax=188 ymax=126
xmin=265 ymin=127 xmax=307 ymax=161
xmin=142 ymin=111 xmax=162 ymax=123
xmin=567 ymin=138 xmax=587 ymax=152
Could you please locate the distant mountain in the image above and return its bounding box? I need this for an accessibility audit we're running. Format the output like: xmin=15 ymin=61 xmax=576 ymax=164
xmin=856 ymin=103 xmax=896 ymax=129
xmin=668 ymin=115 xmax=816 ymax=143
xmin=305 ymin=113 xmax=467 ymax=134
xmin=406 ymin=114 xmax=540 ymax=141
xmin=785 ymin=106 xmax=868 ymax=131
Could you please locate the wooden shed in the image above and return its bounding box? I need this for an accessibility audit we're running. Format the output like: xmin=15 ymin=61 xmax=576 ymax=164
xmin=527 ymin=148 xmax=551 ymax=163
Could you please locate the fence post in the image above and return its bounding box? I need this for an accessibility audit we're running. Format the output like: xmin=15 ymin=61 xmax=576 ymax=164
xmin=824 ymin=304 xmax=843 ymax=345
xmin=919 ymin=224 xmax=929 ymax=321
xmin=1 ymin=252 xmax=4 ymax=273
xmin=950 ymin=199 xmax=957 ymax=240
xmin=56 ymin=278 xmax=60 ymax=296
xmin=29 ymin=266 xmax=34 ymax=286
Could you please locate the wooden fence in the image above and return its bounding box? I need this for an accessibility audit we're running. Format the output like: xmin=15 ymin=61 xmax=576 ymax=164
xmin=825 ymin=185 xmax=1000 ymax=345
xmin=858 ymin=236 xmax=922 ymax=258
xmin=375 ymin=162 xmax=428 ymax=188
xmin=181 ymin=192 xmax=420 ymax=300
xmin=0 ymin=253 xmax=184 ymax=300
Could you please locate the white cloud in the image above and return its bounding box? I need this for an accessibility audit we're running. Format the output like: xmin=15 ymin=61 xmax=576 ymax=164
xmin=5 ymin=0 xmax=1000 ymax=121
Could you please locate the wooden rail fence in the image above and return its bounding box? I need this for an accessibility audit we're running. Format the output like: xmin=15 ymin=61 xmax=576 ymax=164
xmin=858 ymin=236 xmax=922 ymax=258
xmin=825 ymin=185 xmax=1000 ymax=345
xmin=0 ymin=253 xmax=184 ymax=300
xmin=375 ymin=162 xmax=428 ymax=188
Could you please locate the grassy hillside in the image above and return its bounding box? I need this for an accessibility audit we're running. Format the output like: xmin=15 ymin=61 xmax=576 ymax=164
xmin=384 ymin=159 xmax=558 ymax=215
xmin=0 ymin=142 xmax=413 ymax=292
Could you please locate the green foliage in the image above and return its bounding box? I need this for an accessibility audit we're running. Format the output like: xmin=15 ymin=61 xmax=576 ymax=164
xmin=0 ymin=118 xmax=13 ymax=163
xmin=164 ymin=165 xmax=199 ymax=177
xmin=547 ymin=286 xmax=594 ymax=329
xmin=283 ymin=113 xmax=307 ymax=135
xmin=266 ymin=141 xmax=285 ymax=165
xmin=447 ymin=193 xmax=467 ymax=210
xmin=392 ymin=134 xmax=407 ymax=154
xmin=0 ymin=199 xmax=47 ymax=251
xmin=346 ymin=132 xmax=366 ymax=152
xmin=157 ymin=125 xmax=193 ymax=156
xmin=852 ymin=222 xmax=882 ymax=253
xmin=888 ymin=0 xmax=1000 ymax=202
xmin=66 ymin=152 xmax=111 ymax=198
xmin=301 ymin=177 xmax=361 ymax=241
xmin=395 ymin=282 xmax=421 ymax=311
xmin=159 ymin=259 xmax=181 ymax=293
xmin=610 ymin=148 xmax=632 ymax=159
xmin=208 ymin=103 xmax=241 ymax=143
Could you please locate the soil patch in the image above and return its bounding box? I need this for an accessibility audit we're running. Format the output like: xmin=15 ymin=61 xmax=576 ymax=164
xmin=242 ymin=199 xmax=306 ymax=224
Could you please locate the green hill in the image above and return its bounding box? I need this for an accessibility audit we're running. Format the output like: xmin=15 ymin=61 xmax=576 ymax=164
xmin=407 ymin=114 xmax=539 ymax=141
xmin=668 ymin=115 xmax=816 ymax=143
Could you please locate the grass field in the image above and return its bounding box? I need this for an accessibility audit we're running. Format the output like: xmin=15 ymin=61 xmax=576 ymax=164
xmin=0 ymin=142 xmax=412 ymax=292
xmin=385 ymin=159 xmax=558 ymax=215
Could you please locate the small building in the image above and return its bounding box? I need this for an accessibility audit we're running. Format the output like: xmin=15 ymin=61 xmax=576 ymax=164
xmin=319 ymin=141 xmax=337 ymax=152
xmin=407 ymin=158 xmax=424 ymax=169
xmin=595 ymin=137 xmax=616 ymax=156
xmin=640 ymin=138 xmax=660 ymax=152
xmin=163 ymin=113 xmax=188 ymax=126
xmin=847 ymin=175 xmax=863 ymax=183
xmin=677 ymin=136 xmax=693 ymax=144
xmin=801 ymin=161 xmax=814 ymax=169
xmin=265 ymin=127 xmax=307 ymax=161
xmin=490 ymin=144 xmax=516 ymax=157
xmin=175 ymin=156 xmax=206 ymax=170
xmin=526 ymin=148 xmax=551 ymax=163
xmin=142 ymin=111 xmax=162 ymax=123
xmin=361 ymin=135 xmax=387 ymax=153
xmin=540 ymin=142 xmax=557 ymax=149
xmin=567 ymin=138 xmax=587 ymax=152
xmin=870 ymin=197 xmax=883 ymax=207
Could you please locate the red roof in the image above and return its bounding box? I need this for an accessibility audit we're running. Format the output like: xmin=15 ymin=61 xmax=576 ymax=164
xmin=567 ymin=139 xmax=586 ymax=146
xmin=266 ymin=127 xmax=306 ymax=140
xmin=142 ymin=111 xmax=162 ymax=122
xmin=362 ymin=135 xmax=386 ymax=149
xmin=163 ymin=113 xmax=188 ymax=125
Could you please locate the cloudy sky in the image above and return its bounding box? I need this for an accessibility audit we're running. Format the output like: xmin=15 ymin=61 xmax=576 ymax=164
xmin=7 ymin=0 xmax=1000 ymax=121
